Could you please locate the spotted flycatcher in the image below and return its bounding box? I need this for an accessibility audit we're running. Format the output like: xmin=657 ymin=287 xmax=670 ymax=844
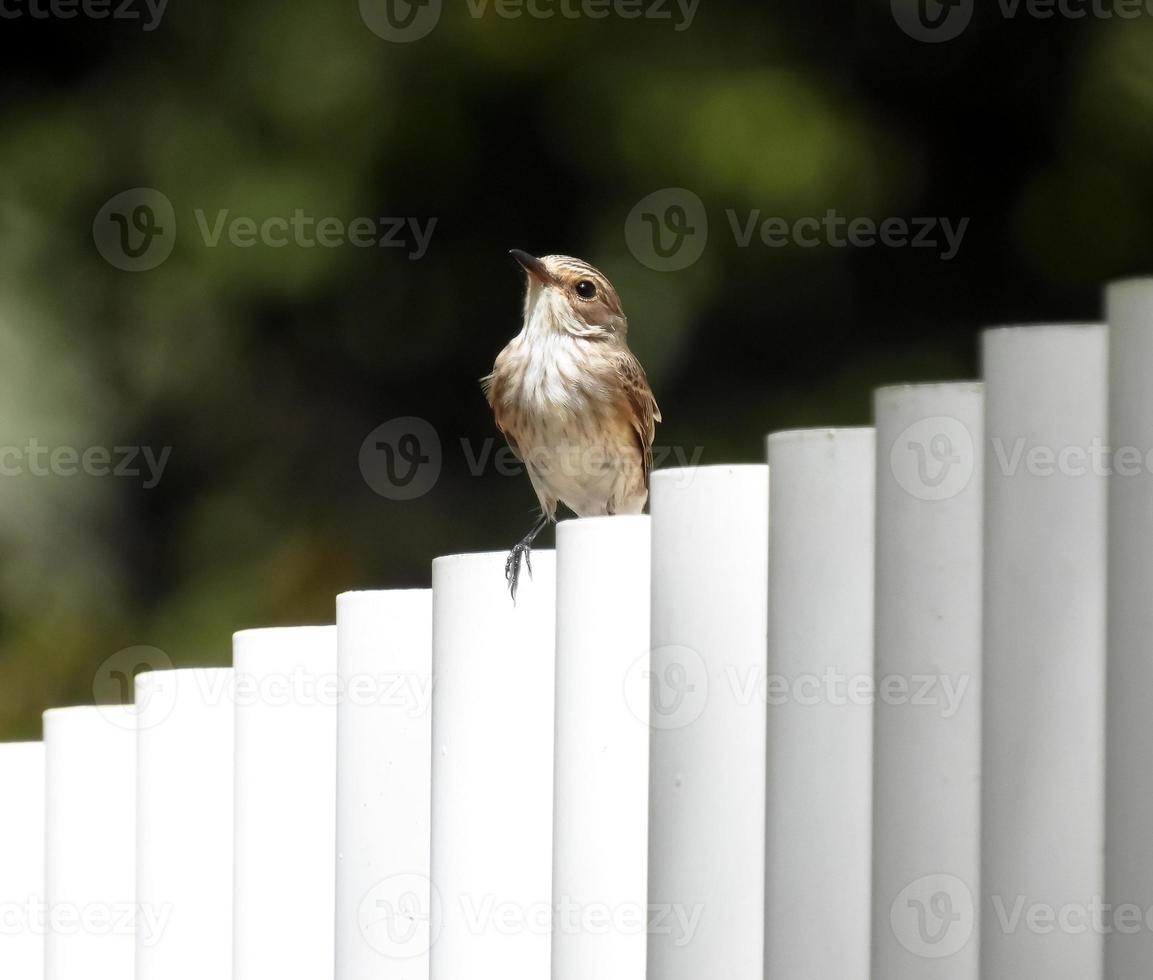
xmin=483 ymin=250 xmax=661 ymax=599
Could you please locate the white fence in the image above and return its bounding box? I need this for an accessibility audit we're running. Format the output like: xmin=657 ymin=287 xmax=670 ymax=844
xmin=1 ymin=277 xmax=1152 ymax=979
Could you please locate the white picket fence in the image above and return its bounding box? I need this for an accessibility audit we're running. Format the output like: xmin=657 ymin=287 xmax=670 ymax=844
xmin=1 ymin=277 xmax=1151 ymax=980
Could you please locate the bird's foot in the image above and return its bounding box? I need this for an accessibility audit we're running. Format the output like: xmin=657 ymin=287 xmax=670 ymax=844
xmin=505 ymin=539 xmax=534 ymax=602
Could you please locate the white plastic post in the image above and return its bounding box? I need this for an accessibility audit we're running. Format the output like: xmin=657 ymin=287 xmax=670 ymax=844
xmin=982 ymin=326 xmax=1107 ymax=979
xmin=1105 ymin=278 xmax=1153 ymax=978
xmin=335 ymin=589 xmax=433 ymax=979
xmin=43 ymin=705 xmax=137 ymax=980
xmin=647 ymin=465 xmax=769 ymax=980
xmin=0 ymin=742 xmax=45 ymax=979
xmin=429 ymin=551 xmax=556 ymax=980
xmin=552 ymin=516 xmax=651 ymax=980
xmin=232 ymin=627 xmax=338 ymax=980
xmin=135 ymin=668 xmax=235 ymax=980
xmin=872 ymin=383 xmax=984 ymax=979
xmin=765 ymin=429 xmax=875 ymax=980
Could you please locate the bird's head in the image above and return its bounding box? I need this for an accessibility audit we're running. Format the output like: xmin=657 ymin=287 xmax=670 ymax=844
xmin=510 ymin=250 xmax=627 ymax=341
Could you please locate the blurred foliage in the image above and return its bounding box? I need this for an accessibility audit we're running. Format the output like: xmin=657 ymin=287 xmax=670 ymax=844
xmin=0 ymin=0 xmax=1151 ymax=737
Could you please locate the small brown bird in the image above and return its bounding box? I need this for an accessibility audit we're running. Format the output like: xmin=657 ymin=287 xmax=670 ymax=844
xmin=483 ymin=251 xmax=661 ymax=599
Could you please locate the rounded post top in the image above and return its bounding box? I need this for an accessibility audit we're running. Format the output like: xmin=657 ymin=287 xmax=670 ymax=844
xmin=432 ymin=549 xmax=555 ymax=572
xmin=43 ymin=703 xmax=137 ymax=728
xmin=981 ymin=323 xmax=1107 ymax=367
xmin=1107 ymin=277 xmax=1153 ymax=323
xmin=232 ymin=624 xmax=335 ymax=643
xmin=1107 ymin=275 xmax=1153 ymax=294
xmin=556 ymin=513 xmax=650 ymax=548
xmin=42 ymin=704 xmax=109 ymax=721
xmin=336 ymin=587 xmax=430 ymax=602
xmin=651 ymin=463 xmax=768 ymax=489
xmin=556 ymin=513 xmax=649 ymax=527
xmin=982 ymin=322 xmax=1102 ymax=337
xmin=0 ymin=740 xmax=43 ymax=753
xmin=767 ymin=427 xmax=874 ymax=447
xmin=134 ymin=666 xmax=232 ymax=699
xmin=232 ymin=625 xmax=337 ymax=669
xmin=135 ymin=665 xmax=231 ymax=680
xmin=874 ymin=380 xmax=983 ymax=399
xmin=336 ymin=589 xmax=432 ymax=626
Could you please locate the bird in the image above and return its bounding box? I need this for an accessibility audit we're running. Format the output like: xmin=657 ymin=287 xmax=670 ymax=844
xmin=482 ymin=250 xmax=661 ymax=600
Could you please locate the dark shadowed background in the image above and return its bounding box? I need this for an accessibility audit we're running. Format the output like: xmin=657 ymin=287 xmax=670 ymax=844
xmin=0 ymin=0 xmax=1149 ymax=736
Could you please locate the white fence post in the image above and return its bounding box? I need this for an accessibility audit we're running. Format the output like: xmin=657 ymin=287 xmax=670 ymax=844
xmin=43 ymin=706 xmax=137 ymax=980
xmin=647 ymin=465 xmax=769 ymax=980
xmin=335 ymin=589 xmax=433 ymax=979
xmin=232 ymin=627 xmax=338 ymax=980
xmin=429 ymin=552 xmax=556 ymax=980
xmin=552 ymin=516 xmax=651 ymax=980
xmin=765 ymin=429 xmax=875 ymax=980
xmin=1105 ymin=278 xmax=1153 ymax=978
xmin=0 ymin=742 xmax=45 ymax=980
xmin=134 ymin=668 xmax=235 ymax=980
xmin=981 ymin=325 xmax=1107 ymax=979
xmin=871 ymin=383 xmax=984 ymax=979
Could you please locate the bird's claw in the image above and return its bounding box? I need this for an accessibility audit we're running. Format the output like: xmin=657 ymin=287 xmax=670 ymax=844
xmin=505 ymin=541 xmax=534 ymax=602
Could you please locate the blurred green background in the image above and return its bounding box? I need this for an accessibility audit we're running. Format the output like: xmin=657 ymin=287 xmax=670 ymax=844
xmin=0 ymin=0 xmax=1150 ymax=737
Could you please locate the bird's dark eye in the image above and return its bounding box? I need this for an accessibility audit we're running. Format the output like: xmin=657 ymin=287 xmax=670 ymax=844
xmin=575 ymin=280 xmax=597 ymax=299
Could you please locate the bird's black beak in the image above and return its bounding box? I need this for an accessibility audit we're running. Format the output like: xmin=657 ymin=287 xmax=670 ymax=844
xmin=510 ymin=249 xmax=552 ymax=285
